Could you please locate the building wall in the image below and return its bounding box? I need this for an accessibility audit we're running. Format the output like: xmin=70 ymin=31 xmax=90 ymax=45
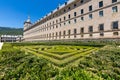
xmin=0 ymin=35 xmax=23 ymax=42
xmin=24 ymin=0 xmax=120 ymax=41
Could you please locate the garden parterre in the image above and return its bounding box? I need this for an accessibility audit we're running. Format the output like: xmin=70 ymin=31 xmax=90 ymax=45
xmin=0 ymin=42 xmax=120 ymax=80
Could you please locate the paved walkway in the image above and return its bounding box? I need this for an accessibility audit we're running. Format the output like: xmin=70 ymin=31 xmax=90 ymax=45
xmin=0 ymin=42 xmax=3 ymax=50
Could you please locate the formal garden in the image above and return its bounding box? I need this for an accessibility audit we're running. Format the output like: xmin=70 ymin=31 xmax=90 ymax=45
xmin=0 ymin=41 xmax=120 ymax=80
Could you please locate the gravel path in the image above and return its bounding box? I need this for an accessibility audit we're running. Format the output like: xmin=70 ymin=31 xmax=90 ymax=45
xmin=0 ymin=42 xmax=3 ymax=50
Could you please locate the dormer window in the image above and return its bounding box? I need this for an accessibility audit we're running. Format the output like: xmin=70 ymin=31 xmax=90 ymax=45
xmin=80 ymin=0 xmax=84 ymax=3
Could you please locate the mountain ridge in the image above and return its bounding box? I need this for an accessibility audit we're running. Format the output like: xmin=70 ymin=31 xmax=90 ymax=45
xmin=0 ymin=26 xmax=23 ymax=35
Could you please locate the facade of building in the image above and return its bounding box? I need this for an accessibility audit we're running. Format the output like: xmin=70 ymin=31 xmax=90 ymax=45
xmin=0 ymin=35 xmax=23 ymax=42
xmin=24 ymin=0 xmax=120 ymax=42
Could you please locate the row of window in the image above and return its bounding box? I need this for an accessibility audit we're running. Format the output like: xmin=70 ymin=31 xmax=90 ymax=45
xmin=25 ymin=21 xmax=119 ymax=36
xmin=33 ymin=0 xmax=118 ymax=29
xmin=38 ymin=5 xmax=118 ymax=31
xmin=35 ymin=31 xmax=119 ymax=39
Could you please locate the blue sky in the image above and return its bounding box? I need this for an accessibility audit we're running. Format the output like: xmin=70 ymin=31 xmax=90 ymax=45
xmin=0 ymin=0 xmax=66 ymax=28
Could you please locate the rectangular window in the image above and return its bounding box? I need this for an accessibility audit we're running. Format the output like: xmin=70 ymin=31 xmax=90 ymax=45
xmin=81 ymin=17 xmax=84 ymax=21
xmin=89 ymin=14 xmax=93 ymax=19
xmin=74 ymin=29 xmax=77 ymax=34
xmin=64 ymin=16 xmax=66 ymax=20
xmin=68 ymin=30 xmax=71 ymax=38
xmin=60 ymin=24 xmax=61 ymax=27
xmin=113 ymin=32 xmax=119 ymax=36
xmin=99 ymin=11 xmax=104 ymax=17
xmin=100 ymin=32 xmax=104 ymax=36
xmin=112 ymin=0 xmax=117 ymax=3
xmin=68 ymin=21 xmax=71 ymax=24
xmin=112 ymin=6 xmax=118 ymax=13
xmin=63 ymin=31 xmax=66 ymax=38
xmin=81 ymin=28 xmax=84 ymax=33
xmin=74 ymin=4 xmax=77 ymax=7
xmin=64 ymin=22 xmax=66 ymax=25
xmin=68 ymin=7 xmax=71 ymax=10
xmin=56 ymin=32 xmax=58 ymax=38
xmin=81 ymin=9 xmax=84 ymax=14
xmin=68 ymin=14 xmax=71 ymax=18
xmin=64 ymin=9 xmax=66 ymax=12
xmin=68 ymin=30 xmax=71 ymax=35
xmin=112 ymin=21 xmax=119 ymax=29
xmin=99 ymin=24 xmax=104 ymax=31
xmin=99 ymin=1 xmax=103 ymax=8
xmin=80 ymin=0 xmax=84 ymax=3
xmin=74 ymin=19 xmax=77 ymax=23
xmin=59 ymin=32 xmax=61 ymax=38
xmin=89 ymin=26 xmax=93 ymax=32
xmin=59 ymin=18 xmax=61 ymax=22
xmin=74 ymin=29 xmax=77 ymax=38
xmin=89 ymin=5 xmax=92 ymax=11
xmin=89 ymin=34 xmax=93 ymax=37
xmin=74 ymin=12 xmax=77 ymax=16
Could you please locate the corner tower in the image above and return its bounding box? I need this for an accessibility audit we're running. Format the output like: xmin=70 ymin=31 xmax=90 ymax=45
xmin=24 ymin=16 xmax=32 ymax=31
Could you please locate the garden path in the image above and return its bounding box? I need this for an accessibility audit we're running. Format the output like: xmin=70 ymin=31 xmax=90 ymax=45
xmin=0 ymin=42 xmax=3 ymax=50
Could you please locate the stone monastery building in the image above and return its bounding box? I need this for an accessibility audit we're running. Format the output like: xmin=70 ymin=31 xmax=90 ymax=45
xmin=23 ymin=0 xmax=120 ymax=41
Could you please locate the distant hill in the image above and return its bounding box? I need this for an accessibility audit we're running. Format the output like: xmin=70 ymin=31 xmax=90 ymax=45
xmin=0 ymin=27 xmax=23 ymax=35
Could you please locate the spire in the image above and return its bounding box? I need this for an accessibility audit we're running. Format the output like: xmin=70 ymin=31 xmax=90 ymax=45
xmin=26 ymin=15 xmax=31 ymax=22
xmin=24 ymin=15 xmax=32 ymax=24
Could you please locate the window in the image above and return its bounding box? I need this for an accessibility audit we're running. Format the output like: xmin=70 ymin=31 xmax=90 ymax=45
xmin=112 ymin=6 xmax=118 ymax=13
xmin=68 ymin=21 xmax=71 ymax=24
xmin=64 ymin=16 xmax=66 ymax=20
xmin=64 ymin=22 xmax=66 ymax=25
xmin=68 ymin=7 xmax=71 ymax=10
xmin=59 ymin=32 xmax=61 ymax=38
xmin=112 ymin=0 xmax=117 ymax=3
xmin=89 ymin=5 xmax=92 ymax=11
xmin=74 ymin=29 xmax=77 ymax=34
xmin=65 ymin=2 xmax=67 ymax=5
xmin=68 ymin=14 xmax=71 ymax=18
xmin=64 ymin=9 xmax=66 ymax=12
xmin=63 ymin=31 xmax=66 ymax=38
xmin=99 ymin=1 xmax=103 ymax=8
xmin=81 ymin=17 xmax=84 ymax=21
xmin=113 ymin=32 xmax=119 ymax=36
xmin=74 ymin=19 xmax=77 ymax=23
xmin=68 ymin=30 xmax=71 ymax=38
xmin=74 ymin=29 xmax=77 ymax=38
xmin=99 ymin=24 xmax=104 ymax=31
xmin=100 ymin=32 xmax=104 ymax=36
xmin=60 ymin=24 xmax=61 ymax=27
xmin=74 ymin=4 xmax=77 ymax=7
xmin=112 ymin=21 xmax=119 ymax=29
xmin=89 ymin=26 xmax=93 ymax=32
xmin=89 ymin=14 xmax=93 ymax=19
xmin=52 ymin=33 xmax=54 ymax=38
xmin=81 ymin=28 xmax=84 ymax=33
xmin=81 ymin=34 xmax=84 ymax=37
xmin=56 ymin=25 xmax=58 ymax=28
xmin=89 ymin=34 xmax=93 ymax=37
xmin=59 ymin=18 xmax=61 ymax=22
xmin=68 ymin=30 xmax=71 ymax=35
xmin=56 ymin=20 xmax=58 ymax=23
xmin=74 ymin=12 xmax=77 ymax=16
xmin=56 ymin=32 xmax=58 ymax=38
xmin=80 ymin=0 xmax=84 ymax=3
xmin=81 ymin=9 xmax=84 ymax=14
xmin=99 ymin=11 xmax=104 ymax=17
